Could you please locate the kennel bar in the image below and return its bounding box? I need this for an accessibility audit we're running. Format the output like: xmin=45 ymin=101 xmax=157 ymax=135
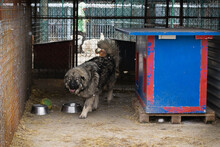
xmin=116 ymin=28 xmax=220 ymax=113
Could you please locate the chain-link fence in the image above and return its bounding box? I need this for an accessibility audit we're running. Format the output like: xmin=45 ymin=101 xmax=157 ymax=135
xmin=183 ymin=0 xmax=219 ymax=30
xmin=32 ymin=0 xmax=219 ymax=44
xmin=32 ymin=1 xmax=74 ymax=43
xmin=85 ymin=0 xmax=145 ymax=41
xmin=146 ymin=0 xmax=220 ymax=29
xmin=31 ymin=0 xmax=146 ymax=44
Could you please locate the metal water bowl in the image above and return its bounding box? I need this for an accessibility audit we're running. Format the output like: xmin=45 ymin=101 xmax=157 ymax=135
xmin=31 ymin=104 xmax=49 ymax=115
xmin=61 ymin=103 xmax=82 ymax=113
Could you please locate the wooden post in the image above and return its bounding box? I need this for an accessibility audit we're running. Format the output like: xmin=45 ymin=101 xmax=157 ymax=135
xmin=171 ymin=116 xmax=181 ymax=124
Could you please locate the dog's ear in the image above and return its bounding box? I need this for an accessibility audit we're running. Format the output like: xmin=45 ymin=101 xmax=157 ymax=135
xmin=81 ymin=76 xmax=85 ymax=81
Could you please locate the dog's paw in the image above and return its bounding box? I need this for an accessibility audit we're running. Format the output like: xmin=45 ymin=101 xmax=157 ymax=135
xmin=92 ymin=108 xmax=98 ymax=111
xmin=79 ymin=114 xmax=87 ymax=119
xmin=92 ymin=103 xmax=98 ymax=111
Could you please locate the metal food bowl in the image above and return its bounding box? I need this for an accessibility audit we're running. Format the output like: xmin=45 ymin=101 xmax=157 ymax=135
xmin=31 ymin=104 xmax=49 ymax=115
xmin=61 ymin=103 xmax=82 ymax=113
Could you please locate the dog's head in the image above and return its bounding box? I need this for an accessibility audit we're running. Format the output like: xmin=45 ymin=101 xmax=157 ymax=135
xmin=64 ymin=67 xmax=89 ymax=95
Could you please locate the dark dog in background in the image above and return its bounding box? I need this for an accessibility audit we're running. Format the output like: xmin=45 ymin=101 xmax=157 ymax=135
xmin=64 ymin=39 xmax=119 ymax=119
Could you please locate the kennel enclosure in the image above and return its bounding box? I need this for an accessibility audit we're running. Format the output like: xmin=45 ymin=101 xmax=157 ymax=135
xmin=0 ymin=0 xmax=220 ymax=146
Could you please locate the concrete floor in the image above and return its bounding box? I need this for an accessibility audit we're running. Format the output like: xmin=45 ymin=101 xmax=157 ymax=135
xmin=11 ymin=79 xmax=220 ymax=147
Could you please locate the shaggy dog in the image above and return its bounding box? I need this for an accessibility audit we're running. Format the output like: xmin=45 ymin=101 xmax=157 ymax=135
xmin=64 ymin=39 xmax=119 ymax=119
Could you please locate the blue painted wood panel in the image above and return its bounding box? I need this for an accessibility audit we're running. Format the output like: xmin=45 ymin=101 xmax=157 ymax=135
xmin=154 ymin=36 xmax=201 ymax=107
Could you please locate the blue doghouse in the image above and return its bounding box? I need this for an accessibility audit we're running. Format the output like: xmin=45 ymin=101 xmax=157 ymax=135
xmin=116 ymin=28 xmax=220 ymax=113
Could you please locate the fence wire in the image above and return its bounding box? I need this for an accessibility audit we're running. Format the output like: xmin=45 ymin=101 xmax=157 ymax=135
xmin=183 ymin=0 xmax=220 ymax=30
xmin=32 ymin=0 xmax=220 ymax=44
xmin=0 ymin=1 xmax=32 ymax=146
xmin=32 ymin=0 xmax=219 ymax=44
xmin=32 ymin=0 xmax=146 ymax=44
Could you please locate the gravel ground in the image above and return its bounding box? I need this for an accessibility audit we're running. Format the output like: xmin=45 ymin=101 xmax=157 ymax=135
xmin=10 ymin=79 xmax=220 ymax=147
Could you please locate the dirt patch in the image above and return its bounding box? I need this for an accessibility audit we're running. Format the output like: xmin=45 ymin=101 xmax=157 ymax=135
xmin=80 ymin=136 xmax=149 ymax=147
xmin=10 ymin=120 xmax=35 ymax=147
xmin=10 ymin=79 xmax=220 ymax=147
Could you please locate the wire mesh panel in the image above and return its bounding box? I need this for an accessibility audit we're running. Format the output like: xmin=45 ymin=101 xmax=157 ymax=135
xmin=84 ymin=0 xmax=145 ymax=41
xmin=0 ymin=1 xmax=32 ymax=146
xmin=31 ymin=0 xmax=146 ymax=44
xmin=183 ymin=0 xmax=220 ymax=30
xmin=146 ymin=0 xmax=167 ymax=27
xmin=32 ymin=0 xmax=73 ymax=43
xmin=146 ymin=0 xmax=220 ymax=30
xmin=32 ymin=0 xmax=220 ymax=44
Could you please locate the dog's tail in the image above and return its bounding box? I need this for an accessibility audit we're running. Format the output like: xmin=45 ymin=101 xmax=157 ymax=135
xmin=97 ymin=39 xmax=120 ymax=70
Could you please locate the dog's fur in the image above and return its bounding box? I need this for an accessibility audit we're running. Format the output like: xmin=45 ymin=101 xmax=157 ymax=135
xmin=82 ymin=33 xmax=105 ymax=55
xmin=64 ymin=39 xmax=119 ymax=119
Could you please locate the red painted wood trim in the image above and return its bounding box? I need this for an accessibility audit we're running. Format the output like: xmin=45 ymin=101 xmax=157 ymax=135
xmin=196 ymin=35 xmax=213 ymax=40
xmin=147 ymin=36 xmax=155 ymax=105
xmin=136 ymin=52 xmax=139 ymax=84
xmin=163 ymin=106 xmax=205 ymax=113
xmin=200 ymin=39 xmax=208 ymax=107
xmin=143 ymin=56 xmax=147 ymax=96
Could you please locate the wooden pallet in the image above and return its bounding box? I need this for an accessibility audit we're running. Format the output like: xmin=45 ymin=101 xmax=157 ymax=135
xmin=132 ymin=98 xmax=216 ymax=124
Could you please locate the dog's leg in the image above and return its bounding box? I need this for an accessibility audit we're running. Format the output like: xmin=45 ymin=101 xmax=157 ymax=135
xmin=79 ymin=96 xmax=95 ymax=119
xmin=107 ymin=89 xmax=113 ymax=104
xmin=93 ymin=94 xmax=99 ymax=110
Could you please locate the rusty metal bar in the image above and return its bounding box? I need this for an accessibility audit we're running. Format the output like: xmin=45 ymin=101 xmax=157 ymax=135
xmin=34 ymin=0 xmax=37 ymax=39
xmin=72 ymin=0 xmax=76 ymax=68
xmin=180 ymin=0 xmax=183 ymax=26
xmin=72 ymin=0 xmax=79 ymax=68
xmin=144 ymin=0 xmax=148 ymax=27
xmin=166 ymin=0 xmax=169 ymax=28
xmin=75 ymin=0 xmax=78 ymax=67
xmin=32 ymin=16 xmax=220 ymax=20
